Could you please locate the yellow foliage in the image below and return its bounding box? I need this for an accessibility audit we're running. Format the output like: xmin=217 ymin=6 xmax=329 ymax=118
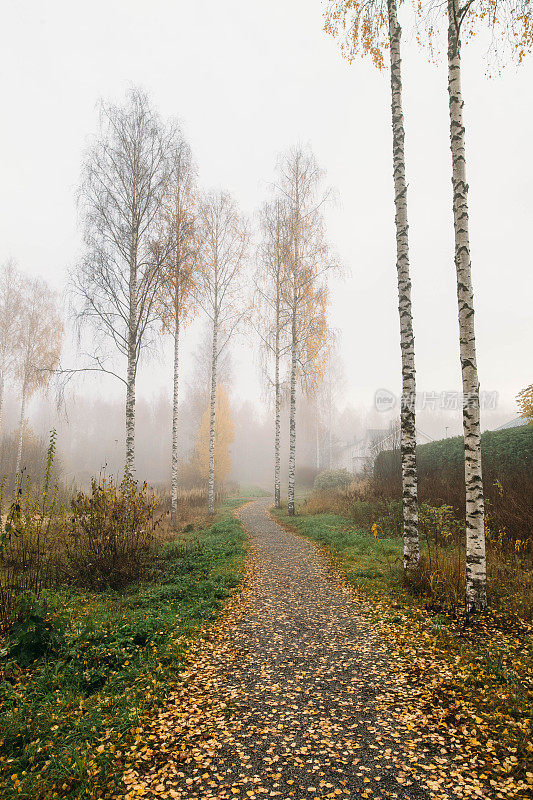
xmin=324 ymin=0 xmax=389 ymax=69
xmin=517 ymin=383 xmax=533 ymax=423
xmin=195 ymin=386 xmax=235 ymax=486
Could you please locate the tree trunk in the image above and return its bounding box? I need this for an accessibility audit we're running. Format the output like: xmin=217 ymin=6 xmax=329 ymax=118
xmin=447 ymin=0 xmax=486 ymax=611
xmin=328 ymin=397 xmax=333 ymax=470
xmin=125 ymin=344 xmax=136 ymax=478
xmin=170 ymin=315 xmax=180 ymax=526
xmin=388 ymin=0 xmax=419 ymax=572
xmin=315 ymin=406 xmax=320 ymax=471
xmin=274 ymin=323 xmax=281 ymax=509
xmin=287 ymin=306 xmax=297 ymax=517
xmin=0 ymin=373 xmax=4 ymax=440
xmin=125 ymin=240 xmax=137 ymax=479
xmin=15 ymin=384 xmax=26 ymax=477
xmin=208 ymin=317 xmax=218 ymax=515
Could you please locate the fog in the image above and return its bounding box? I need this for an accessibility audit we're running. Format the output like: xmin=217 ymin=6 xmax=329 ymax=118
xmin=0 ymin=0 xmax=530 ymax=491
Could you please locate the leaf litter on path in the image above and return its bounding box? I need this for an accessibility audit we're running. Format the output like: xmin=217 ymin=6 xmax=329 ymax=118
xmin=118 ymin=499 xmax=524 ymax=800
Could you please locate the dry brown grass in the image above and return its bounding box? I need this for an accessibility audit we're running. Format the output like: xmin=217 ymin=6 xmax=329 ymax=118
xmin=154 ymin=487 xmax=227 ymax=542
xmin=373 ymin=465 xmax=533 ymax=551
xmin=301 ymin=479 xmax=533 ymax=619
xmin=301 ymin=481 xmax=402 ymax=536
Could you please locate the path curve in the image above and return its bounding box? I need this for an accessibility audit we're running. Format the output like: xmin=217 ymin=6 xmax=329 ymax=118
xmin=123 ymin=498 xmax=436 ymax=800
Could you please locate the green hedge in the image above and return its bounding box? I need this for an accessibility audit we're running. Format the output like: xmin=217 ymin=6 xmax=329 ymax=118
xmin=374 ymin=424 xmax=533 ymax=479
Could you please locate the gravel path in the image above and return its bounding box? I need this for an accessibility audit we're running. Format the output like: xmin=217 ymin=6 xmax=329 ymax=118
xmin=123 ymin=499 xmax=439 ymax=800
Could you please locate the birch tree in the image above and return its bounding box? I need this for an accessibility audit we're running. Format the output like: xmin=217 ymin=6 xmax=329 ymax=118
xmin=255 ymin=199 xmax=291 ymax=508
xmin=325 ymin=0 xmax=419 ymax=571
xmin=275 ymin=146 xmax=337 ymax=517
xmin=445 ymin=0 xmax=532 ymax=610
xmin=195 ymin=385 xmax=235 ymax=487
xmin=157 ymin=137 xmax=199 ymax=525
xmin=73 ymin=88 xmax=175 ymax=476
xmin=442 ymin=0 xmax=487 ymax=611
xmin=0 ymin=260 xmax=23 ymax=439
xmin=318 ymin=341 xmax=346 ymax=471
xmin=415 ymin=0 xmax=532 ymax=609
xmin=14 ymin=278 xmax=63 ymax=476
xmin=197 ymin=191 xmax=248 ymax=514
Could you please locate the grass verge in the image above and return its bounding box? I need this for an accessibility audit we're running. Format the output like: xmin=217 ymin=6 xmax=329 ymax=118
xmin=0 ymin=500 xmax=249 ymax=800
xmin=274 ymin=506 xmax=533 ymax=800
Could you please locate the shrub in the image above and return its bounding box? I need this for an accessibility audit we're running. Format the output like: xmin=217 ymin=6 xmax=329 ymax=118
xmin=372 ymin=426 xmax=533 ymax=548
xmin=6 ymin=593 xmax=66 ymax=666
xmin=66 ymin=476 xmax=160 ymax=589
xmin=314 ymin=469 xmax=353 ymax=492
xmin=374 ymin=425 xmax=533 ymax=481
xmin=0 ymin=431 xmax=62 ymax=631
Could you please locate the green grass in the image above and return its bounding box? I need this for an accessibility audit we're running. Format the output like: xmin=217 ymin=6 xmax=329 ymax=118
xmin=0 ymin=511 xmax=247 ymax=800
xmin=274 ymin=510 xmax=406 ymax=598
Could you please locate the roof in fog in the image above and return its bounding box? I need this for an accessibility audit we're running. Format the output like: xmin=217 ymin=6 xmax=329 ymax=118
xmin=494 ymin=417 xmax=528 ymax=430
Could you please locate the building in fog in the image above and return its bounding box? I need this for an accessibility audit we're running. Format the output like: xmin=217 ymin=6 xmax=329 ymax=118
xmin=335 ymin=426 xmax=433 ymax=476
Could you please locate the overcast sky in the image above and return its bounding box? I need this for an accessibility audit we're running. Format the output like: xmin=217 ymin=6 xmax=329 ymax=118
xmin=1 ymin=0 xmax=531 ymax=433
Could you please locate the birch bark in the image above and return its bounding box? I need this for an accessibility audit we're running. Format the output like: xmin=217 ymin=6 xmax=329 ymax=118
xmin=328 ymin=396 xmax=333 ymax=470
xmin=0 ymin=373 xmax=4 ymax=440
xmin=274 ymin=311 xmax=281 ymax=509
xmin=388 ymin=0 xmax=419 ymax=571
xmin=170 ymin=310 xmax=180 ymax=525
xmin=315 ymin=407 xmax=320 ymax=472
xmin=273 ymin=203 xmax=285 ymax=509
xmin=287 ymin=302 xmax=297 ymax=517
xmin=208 ymin=316 xmax=218 ymax=515
xmin=447 ymin=0 xmax=486 ymax=611
xmin=15 ymin=384 xmax=26 ymax=477
xmin=125 ymin=252 xmax=137 ymax=477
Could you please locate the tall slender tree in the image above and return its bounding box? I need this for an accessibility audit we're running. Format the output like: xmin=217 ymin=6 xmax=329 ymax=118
xmin=317 ymin=340 xmax=345 ymax=471
xmin=197 ymin=191 xmax=248 ymax=514
xmin=0 ymin=260 xmax=23 ymax=439
xmin=255 ymin=199 xmax=291 ymax=508
xmin=445 ymin=0 xmax=486 ymax=610
xmin=275 ymin=146 xmax=337 ymax=516
xmin=14 ymin=278 xmax=63 ymax=476
xmin=325 ymin=0 xmax=419 ymax=571
xmin=158 ymin=137 xmax=199 ymax=526
xmin=73 ymin=87 xmax=175 ymax=476
xmin=417 ymin=0 xmax=532 ymax=609
xmin=195 ymin=384 xmax=235 ymax=488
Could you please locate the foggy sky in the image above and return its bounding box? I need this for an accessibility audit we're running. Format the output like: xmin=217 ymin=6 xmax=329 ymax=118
xmin=1 ymin=0 xmax=531 ymax=444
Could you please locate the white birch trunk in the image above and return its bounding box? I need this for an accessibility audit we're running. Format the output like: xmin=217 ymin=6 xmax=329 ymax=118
xmin=274 ymin=321 xmax=281 ymax=509
xmin=170 ymin=313 xmax=180 ymax=526
xmin=0 ymin=373 xmax=4 ymax=441
xmin=287 ymin=305 xmax=297 ymax=517
xmin=388 ymin=0 xmax=419 ymax=572
xmin=447 ymin=0 xmax=486 ymax=611
xmin=328 ymin=398 xmax=333 ymax=470
xmin=15 ymin=384 xmax=27 ymax=478
xmin=208 ymin=317 xmax=218 ymax=515
xmin=315 ymin=407 xmax=320 ymax=472
xmin=125 ymin=241 xmax=137 ymax=478
xmin=125 ymin=346 xmax=136 ymax=478
xmin=273 ymin=209 xmax=283 ymax=509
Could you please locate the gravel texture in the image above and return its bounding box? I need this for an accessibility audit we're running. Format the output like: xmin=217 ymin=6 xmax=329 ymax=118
xmin=122 ymin=498 xmax=438 ymax=800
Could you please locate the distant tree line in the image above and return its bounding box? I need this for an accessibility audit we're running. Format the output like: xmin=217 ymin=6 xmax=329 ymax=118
xmin=66 ymin=88 xmax=340 ymax=523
